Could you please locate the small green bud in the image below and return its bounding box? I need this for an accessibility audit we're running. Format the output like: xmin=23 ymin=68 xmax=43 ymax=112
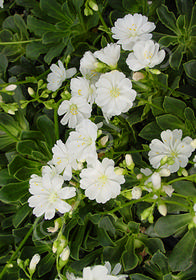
xmin=58 ymin=246 xmax=70 ymax=270
xmin=28 ymin=87 xmax=35 ymax=97
xmin=167 ymin=157 xmax=175 ymax=165
xmin=84 ymin=6 xmax=93 ymax=16
xmin=160 ymin=156 xmax=168 ymax=165
xmin=141 ymin=206 xmax=153 ymax=221
xmin=17 ymin=259 xmax=24 ymax=269
xmin=61 ymin=91 xmax=71 ymax=100
xmin=148 ymin=69 xmax=161 ymax=75
xmin=88 ymin=0 xmax=98 ymax=11
xmin=29 ymin=254 xmax=40 ymax=275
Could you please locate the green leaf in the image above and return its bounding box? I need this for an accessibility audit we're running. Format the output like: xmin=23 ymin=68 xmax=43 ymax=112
xmin=0 ymin=181 xmax=29 ymax=203
xmin=170 ymin=44 xmax=185 ymax=69
xmin=0 ymin=169 xmax=14 ymax=186
xmin=156 ymin=114 xmax=186 ymax=131
xmin=40 ymin=0 xmax=65 ymax=20
xmin=151 ymin=97 xmax=164 ymax=117
xmin=103 ymin=236 xmax=127 ymax=266
xmin=126 ymin=106 xmax=144 ymax=126
xmin=169 ymin=229 xmax=196 ymax=271
xmin=154 ymin=213 xmax=193 ymax=237
xmin=130 ymin=274 xmax=154 ymax=280
xmin=42 ymin=31 xmax=66 ymax=44
xmin=44 ymin=42 xmax=66 ymax=64
xmin=70 ymin=225 xmax=86 ymax=260
xmin=36 ymin=115 xmax=55 ymax=149
xmin=190 ymin=3 xmax=196 ymax=27
xmin=159 ymin=35 xmax=178 ymax=47
xmin=26 ymin=41 xmax=48 ymax=60
xmin=38 ymin=253 xmax=55 ymax=277
xmin=184 ymin=60 xmax=196 ymax=81
xmin=139 ymin=121 xmax=162 ymax=141
xmin=14 ymin=14 xmax=28 ymax=39
xmin=142 ymin=238 xmax=165 ymax=255
xmin=16 ymin=140 xmax=40 ymax=156
xmin=175 ymin=0 xmax=194 ymax=26
xmin=14 ymin=166 xmax=40 ymax=181
xmin=0 ymin=53 xmax=8 ymax=74
xmin=157 ymin=5 xmax=179 ymax=34
xmin=163 ymin=96 xmax=186 ymax=120
xmin=0 ymin=233 xmax=14 ymax=249
xmin=122 ymin=235 xmax=139 ymax=271
xmin=98 ymin=216 xmax=115 ymax=235
xmin=0 ymin=112 xmax=21 ymax=138
xmin=8 ymin=155 xmax=42 ymax=177
xmin=13 ymin=203 xmax=31 ymax=228
xmin=184 ymin=107 xmax=196 ymax=133
xmin=176 ymin=15 xmax=186 ymax=32
xmin=151 ymin=251 xmax=170 ymax=274
xmin=27 ymin=15 xmax=56 ymax=37
xmin=173 ymin=181 xmax=196 ymax=196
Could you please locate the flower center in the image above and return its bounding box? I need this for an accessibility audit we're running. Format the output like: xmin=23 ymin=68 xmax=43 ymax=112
xmin=70 ymin=104 xmax=78 ymax=115
xmin=110 ymin=87 xmax=120 ymax=98
xmin=144 ymin=51 xmax=153 ymax=60
xmin=128 ymin=24 xmax=137 ymax=36
xmin=98 ymin=174 xmax=108 ymax=187
xmin=171 ymin=150 xmax=178 ymax=158
xmin=49 ymin=192 xmax=58 ymax=203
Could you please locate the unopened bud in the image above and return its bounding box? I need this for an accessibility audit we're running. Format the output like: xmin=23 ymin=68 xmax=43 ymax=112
xmin=125 ymin=154 xmax=133 ymax=166
xmin=159 ymin=168 xmax=171 ymax=177
xmin=131 ymin=187 xmax=142 ymax=199
xmin=132 ymin=72 xmax=145 ymax=81
xmin=191 ymin=139 xmax=196 ymax=149
xmin=7 ymin=109 xmax=15 ymax=115
xmin=181 ymin=169 xmax=188 ymax=177
xmin=136 ymin=173 xmax=143 ymax=180
xmin=167 ymin=157 xmax=175 ymax=165
xmin=100 ymin=135 xmax=108 ymax=146
xmin=97 ymin=129 xmax=102 ymax=138
xmin=151 ymin=172 xmax=161 ymax=190
xmin=158 ymin=203 xmax=167 ymax=216
xmin=60 ymin=246 xmax=70 ymax=261
xmin=160 ymin=156 xmax=168 ymax=165
xmin=77 ymin=161 xmax=84 ymax=170
xmin=17 ymin=259 xmax=23 ymax=268
xmin=114 ymin=167 xmax=124 ymax=175
xmin=141 ymin=206 xmax=153 ymax=221
xmin=149 ymin=69 xmax=161 ymax=75
xmin=29 ymin=254 xmax=40 ymax=274
xmin=5 ymin=84 xmax=17 ymax=91
xmin=89 ymin=0 xmax=98 ymax=11
xmin=193 ymin=216 xmax=196 ymax=225
xmin=28 ymin=87 xmax=35 ymax=97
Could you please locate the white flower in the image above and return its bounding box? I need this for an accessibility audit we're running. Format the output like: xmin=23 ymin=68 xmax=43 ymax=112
xmin=70 ymin=76 xmax=96 ymax=105
xmin=0 ymin=0 xmax=3 ymax=8
xmin=131 ymin=187 xmax=142 ymax=199
xmin=111 ymin=13 xmax=156 ymax=51
xmin=47 ymin=60 xmax=76 ymax=92
xmin=126 ymin=40 xmax=165 ymax=71
xmin=193 ymin=155 xmax=196 ymax=167
xmin=29 ymin=254 xmax=40 ymax=273
xmin=79 ymin=51 xmax=100 ymax=82
xmin=51 ymin=140 xmax=78 ymax=181
xmin=163 ymin=185 xmax=174 ymax=197
xmin=95 ymin=70 xmax=137 ymax=121
xmin=158 ymin=168 xmax=171 ymax=177
xmin=148 ymin=129 xmax=195 ymax=173
xmin=80 ymin=158 xmax=125 ymax=203
xmin=28 ymin=173 xmax=76 ymax=219
xmin=66 ymin=119 xmax=98 ymax=163
xmin=94 ymin=43 xmax=121 ymax=68
xmin=58 ymin=96 xmax=92 ymax=128
xmin=66 ymin=262 xmax=128 ymax=280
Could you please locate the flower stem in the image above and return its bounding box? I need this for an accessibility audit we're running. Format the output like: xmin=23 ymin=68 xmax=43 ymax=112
xmin=168 ymin=174 xmax=196 ymax=185
xmin=0 ymin=219 xmax=39 ymax=280
xmin=97 ymin=10 xmax=114 ymax=42
xmin=0 ymin=39 xmax=42 ymax=45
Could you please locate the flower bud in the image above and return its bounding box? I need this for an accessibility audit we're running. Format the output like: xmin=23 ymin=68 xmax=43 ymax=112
xmin=47 ymin=220 xmax=60 ymax=233
xmin=58 ymin=246 xmax=70 ymax=271
xmin=28 ymin=87 xmax=35 ymax=97
xmin=158 ymin=203 xmax=167 ymax=216
xmin=100 ymin=135 xmax=109 ymax=146
xmin=167 ymin=157 xmax=175 ymax=165
xmin=53 ymin=235 xmax=68 ymax=255
xmin=29 ymin=254 xmax=40 ymax=274
xmin=5 ymin=84 xmax=17 ymax=91
xmin=151 ymin=172 xmax=161 ymax=190
xmin=159 ymin=168 xmax=170 ymax=177
xmin=131 ymin=187 xmax=142 ymax=199
xmin=149 ymin=69 xmax=161 ymax=75
xmin=97 ymin=129 xmax=102 ymax=138
xmin=141 ymin=206 xmax=153 ymax=221
xmin=89 ymin=0 xmax=98 ymax=11
xmin=193 ymin=216 xmax=196 ymax=225
xmin=132 ymin=72 xmax=145 ymax=81
xmin=136 ymin=173 xmax=143 ymax=180
xmin=160 ymin=156 xmax=168 ymax=165
xmin=114 ymin=167 xmax=125 ymax=175
xmin=181 ymin=169 xmax=188 ymax=177
xmin=17 ymin=259 xmax=24 ymax=269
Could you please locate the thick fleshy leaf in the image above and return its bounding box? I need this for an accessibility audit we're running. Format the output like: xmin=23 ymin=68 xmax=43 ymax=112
xmin=184 ymin=60 xmax=196 ymax=81
xmin=157 ymin=5 xmax=179 ymax=34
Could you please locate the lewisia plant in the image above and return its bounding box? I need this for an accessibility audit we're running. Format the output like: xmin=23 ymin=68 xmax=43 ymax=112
xmin=23 ymin=11 xmax=196 ymax=280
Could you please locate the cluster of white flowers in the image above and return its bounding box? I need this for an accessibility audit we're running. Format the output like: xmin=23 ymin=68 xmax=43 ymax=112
xmin=66 ymin=262 xmax=128 ymax=280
